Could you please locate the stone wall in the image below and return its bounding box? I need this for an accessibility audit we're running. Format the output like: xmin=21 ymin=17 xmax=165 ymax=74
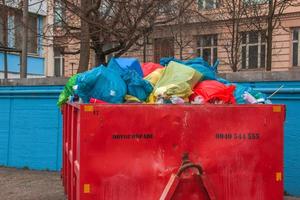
xmin=1 ymin=71 xmax=299 ymax=86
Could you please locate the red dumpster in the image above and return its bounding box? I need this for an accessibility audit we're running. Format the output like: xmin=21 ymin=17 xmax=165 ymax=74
xmin=62 ymin=103 xmax=285 ymax=200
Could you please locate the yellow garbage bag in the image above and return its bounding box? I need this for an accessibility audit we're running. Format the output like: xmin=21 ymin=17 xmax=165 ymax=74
xmin=153 ymin=61 xmax=203 ymax=100
xmin=146 ymin=93 xmax=156 ymax=104
xmin=125 ymin=95 xmax=141 ymax=103
xmin=144 ymin=68 xmax=165 ymax=86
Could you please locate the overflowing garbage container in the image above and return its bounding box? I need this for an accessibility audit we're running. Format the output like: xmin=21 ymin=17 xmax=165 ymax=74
xmin=60 ymin=57 xmax=284 ymax=200
xmin=57 ymin=57 xmax=270 ymax=106
xmin=62 ymin=103 xmax=285 ymax=200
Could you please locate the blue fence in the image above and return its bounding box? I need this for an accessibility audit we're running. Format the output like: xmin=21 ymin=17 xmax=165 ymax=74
xmin=0 ymin=86 xmax=63 ymax=171
xmin=0 ymin=81 xmax=299 ymax=196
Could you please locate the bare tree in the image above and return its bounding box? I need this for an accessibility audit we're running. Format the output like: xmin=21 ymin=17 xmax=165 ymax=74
xmin=245 ymin=0 xmax=294 ymax=71
xmin=48 ymin=0 xmax=195 ymax=72
xmin=167 ymin=3 xmax=207 ymax=60
xmin=78 ymin=0 xmax=90 ymax=72
xmin=217 ymin=0 xmax=248 ymax=72
xmin=21 ymin=0 xmax=28 ymax=78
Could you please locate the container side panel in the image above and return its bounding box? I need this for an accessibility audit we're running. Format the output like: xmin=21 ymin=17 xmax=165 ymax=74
xmin=78 ymin=105 xmax=284 ymax=200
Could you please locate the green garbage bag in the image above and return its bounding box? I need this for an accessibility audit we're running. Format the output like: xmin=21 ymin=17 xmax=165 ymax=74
xmin=153 ymin=61 xmax=203 ymax=101
xmin=57 ymin=74 xmax=79 ymax=107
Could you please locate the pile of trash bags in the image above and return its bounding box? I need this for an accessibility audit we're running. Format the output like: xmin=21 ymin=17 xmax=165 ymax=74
xmin=57 ymin=57 xmax=270 ymax=107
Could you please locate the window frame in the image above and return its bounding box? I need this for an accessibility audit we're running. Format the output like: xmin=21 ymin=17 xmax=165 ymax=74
xmin=242 ymin=0 xmax=268 ymax=6
xmin=54 ymin=0 xmax=66 ymax=27
xmin=196 ymin=34 xmax=218 ymax=66
xmin=153 ymin=37 xmax=175 ymax=64
xmin=0 ymin=6 xmax=39 ymax=55
xmin=198 ymin=0 xmax=219 ymax=10
xmin=240 ymin=31 xmax=266 ymax=70
xmin=54 ymin=47 xmax=65 ymax=77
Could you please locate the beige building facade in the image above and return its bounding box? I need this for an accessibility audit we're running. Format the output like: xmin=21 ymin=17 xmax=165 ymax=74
xmin=122 ymin=2 xmax=300 ymax=73
xmin=60 ymin=1 xmax=300 ymax=76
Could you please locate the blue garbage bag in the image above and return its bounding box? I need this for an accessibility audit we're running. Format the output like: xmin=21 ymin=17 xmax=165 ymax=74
xmin=122 ymin=70 xmax=153 ymax=101
xmin=76 ymin=66 xmax=127 ymax=103
xmin=108 ymin=57 xmax=144 ymax=77
xmin=160 ymin=57 xmax=181 ymax=66
xmin=108 ymin=57 xmax=153 ymax=101
xmin=159 ymin=57 xmax=219 ymax=80
xmin=216 ymin=77 xmax=230 ymax=84
xmin=230 ymin=83 xmax=267 ymax=104
xmin=184 ymin=57 xmax=218 ymax=80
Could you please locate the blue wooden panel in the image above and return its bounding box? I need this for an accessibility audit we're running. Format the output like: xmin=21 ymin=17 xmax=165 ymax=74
xmin=0 ymin=86 xmax=63 ymax=170
xmin=8 ymin=99 xmax=60 ymax=170
xmin=239 ymin=81 xmax=300 ymax=196
xmin=0 ymin=99 xmax=10 ymax=165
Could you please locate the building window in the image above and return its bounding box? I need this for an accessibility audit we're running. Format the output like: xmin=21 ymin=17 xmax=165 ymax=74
xmin=154 ymin=38 xmax=174 ymax=63
xmin=243 ymin=0 xmax=267 ymax=6
xmin=198 ymin=0 xmax=219 ymax=10
xmin=28 ymin=15 xmax=38 ymax=54
xmin=14 ymin=13 xmax=38 ymax=54
xmin=7 ymin=15 xmax=15 ymax=48
xmin=54 ymin=47 xmax=65 ymax=77
xmin=241 ymin=31 xmax=266 ymax=69
xmin=196 ymin=34 xmax=218 ymax=65
xmin=54 ymin=0 xmax=66 ymax=26
xmin=0 ymin=16 xmax=4 ymax=46
xmin=292 ymin=28 xmax=299 ymax=67
xmin=0 ymin=6 xmax=39 ymax=54
xmin=0 ymin=6 xmax=8 ymax=47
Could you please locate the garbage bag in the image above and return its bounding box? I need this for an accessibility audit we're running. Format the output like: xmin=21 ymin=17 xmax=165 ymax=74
xmin=108 ymin=57 xmax=144 ymax=77
xmin=125 ymin=95 xmax=142 ymax=103
xmin=76 ymin=66 xmax=127 ymax=103
xmin=190 ymin=80 xmax=236 ymax=104
xmin=216 ymin=77 xmax=230 ymax=84
xmin=160 ymin=57 xmax=181 ymax=66
xmin=144 ymin=68 xmax=165 ymax=86
xmin=183 ymin=57 xmax=218 ymax=80
xmin=232 ymin=84 xmax=267 ymax=104
xmin=243 ymin=92 xmax=258 ymax=104
xmin=160 ymin=57 xmax=218 ymax=80
xmin=141 ymin=62 xmax=164 ymax=77
xmin=90 ymin=98 xmax=108 ymax=104
xmin=232 ymin=84 xmax=249 ymax=104
xmin=122 ymin=70 xmax=153 ymax=101
xmin=57 ymin=74 xmax=79 ymax=107
xmin=153 ymin=61 xmax=203 ymax=100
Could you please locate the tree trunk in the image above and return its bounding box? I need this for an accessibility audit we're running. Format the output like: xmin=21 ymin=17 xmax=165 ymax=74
xmin=179 ymin=47 xmax=183 ymax=60
xmin=77 ymin=0 xmax=90 ymax=73
xmin=20 ymin=0 xmax=28 ymax=78
xmin=266 ymin=0 xmax=273 ymax=71
xmin=233 ymin=0 xmax=242 ymax=72
xmin=230 ymin=0 xmax=238 ymax=72
xmin=143 ymin=35 xmax=147 ymax=62
xmin=233 ymin=15 xmax=240 ymax=72
xmin=231 ymin=24 xmax=237 ymax=72
xmin=266 ymin=31 xmax=273 ymax=71
xmin=95 ymin=50 xmax=107 ymax=66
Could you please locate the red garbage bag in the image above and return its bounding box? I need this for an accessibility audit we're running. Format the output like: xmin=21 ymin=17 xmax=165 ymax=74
xmin=141 ymin=62 xmax=164 ymax=77
xmin=190 ymin=80 xmax=236 ymax=104
xmin=90 ymin=98 xmax=108 ymax=104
